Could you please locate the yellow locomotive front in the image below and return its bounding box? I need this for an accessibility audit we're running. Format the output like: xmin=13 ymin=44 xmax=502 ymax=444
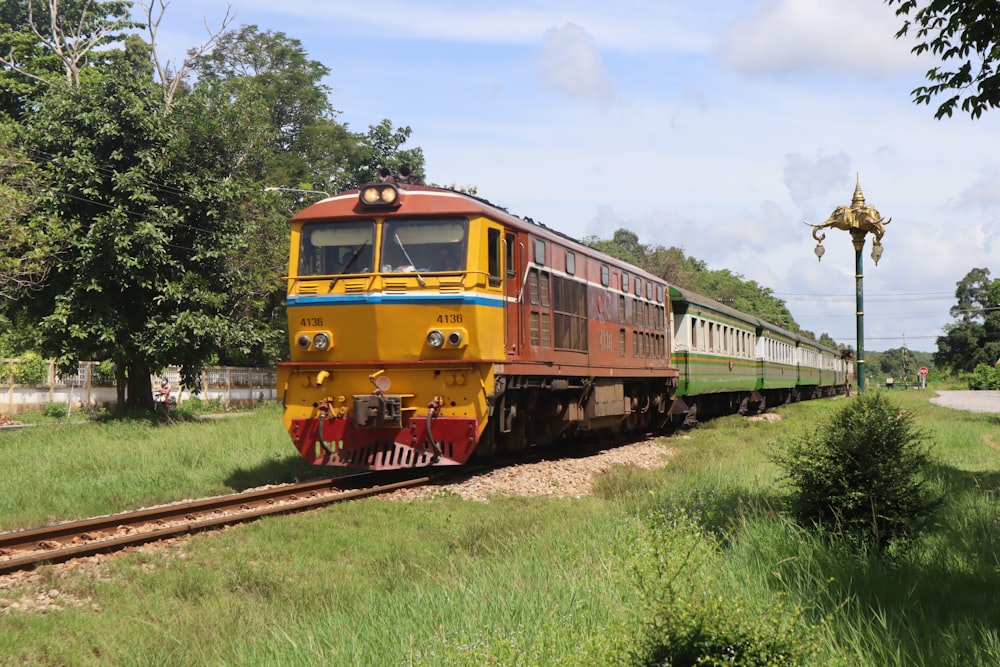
xmin=277 ymin=181 xmax=506 ymax=469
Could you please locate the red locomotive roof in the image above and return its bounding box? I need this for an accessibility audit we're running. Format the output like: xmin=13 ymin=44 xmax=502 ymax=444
xmin=290 ymin=185 xmax=502 ymax=222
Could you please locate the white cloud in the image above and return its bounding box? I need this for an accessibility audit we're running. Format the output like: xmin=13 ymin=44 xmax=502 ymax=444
xmin=957 ymin=169 xmax=1000 ymax=209
xmin=783 ymin=152 xmax=852 ymax=210
xmin=227 ymin=0 xmax=717 ymax=53
xmin=716 ymin=0 xmax=919 ymax=77
xmin=538 ymin=24 xmax=617 ymax=102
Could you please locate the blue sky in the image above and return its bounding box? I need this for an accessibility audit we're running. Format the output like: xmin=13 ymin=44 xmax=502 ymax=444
xmin=159 ymin=0 xmax=1000 ymax=355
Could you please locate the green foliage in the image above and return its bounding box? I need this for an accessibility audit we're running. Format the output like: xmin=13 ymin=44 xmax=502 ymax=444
xmin=0 ymin=120 xmax=68 ymax=301
xmin=776 ymin=392 xmax=941 ymax=554
xmin=3 ymin=350 xmax=48 ymax=385
xmin=935 ymin=268 xmax=1000 ymax=373
xmin=866 ymin=347 xmax=934 ymax=386
xmin=885 ymin=0 xmax=1000 ymax=119
xmin=93 ymin=359 xmax=116 ymax=386
xmin=175 ymin=395 xmax=227 ymax=416
xmin=2 ymin=394 xmax=1000 ymax=663
xmin=16 ymin=60 xmax=263 ymax=406
xmin=961 ymin=363 xmax=1000 ymax=390
xmin=0 ymin=4 xmax=427 ymax=407
xmin=42 ymin=401 xmax=68 ymax=418
xmin=343 ymin=118 xmax=426 ymax=189
xmin=623 ymin=507 xmax=810 ymax=666
xmin=0 ymin=0 xmax=135 ymax=111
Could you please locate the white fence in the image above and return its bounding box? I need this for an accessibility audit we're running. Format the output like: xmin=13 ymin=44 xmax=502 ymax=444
xmin=2 ymin=360 xmax=277 ymax=414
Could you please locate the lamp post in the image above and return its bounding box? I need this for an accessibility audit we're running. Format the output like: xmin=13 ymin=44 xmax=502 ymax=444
xmin=805 ymin=177 xmax=890 ymax=392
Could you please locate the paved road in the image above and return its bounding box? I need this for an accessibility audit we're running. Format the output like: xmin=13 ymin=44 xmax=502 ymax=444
xmin=930 ymin=390 xmax=1000 ymax=414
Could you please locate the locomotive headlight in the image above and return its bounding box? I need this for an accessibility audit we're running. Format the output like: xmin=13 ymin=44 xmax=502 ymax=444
xmin=427 ymin=330 xmax=445 ymax=348
xmin=313 ymin=332 xmax=331 ymax=351
xmin=360 ymin=184 xmax=399 ymax=207
xmin=379 ymin=186 xmax=398 ymax=204
xmin=296 ymin=334 xmax=311 ymax=349
xmin=361 ymin=187 xmax=381 ymax=204
xmin=447 ymin=331 xmax=463 ymax=347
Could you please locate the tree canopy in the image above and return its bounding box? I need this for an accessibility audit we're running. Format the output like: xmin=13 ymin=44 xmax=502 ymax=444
xmin=935 ymin=267 xmax=1000 ymax=372
xmin=0 ymin=1 xmax=425 ymax=410
xmin=886 ymin=0 xmax=1000 ymax=119
xmin=866 ymin=347 xmax=934 ymax=385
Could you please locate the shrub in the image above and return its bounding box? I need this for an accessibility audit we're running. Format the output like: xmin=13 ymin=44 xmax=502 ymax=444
xmin=43 ymin=402 xmax=68 ymax=419
xmin=776 ymin=392 xmax=941 ymax=554
xmin=620 ymin=508 xmax=811 ymax=666
xmin=961 ymin=363 xmax=1000 ymax=390
xmin=9 ymin=352 xmax=49 ymax=385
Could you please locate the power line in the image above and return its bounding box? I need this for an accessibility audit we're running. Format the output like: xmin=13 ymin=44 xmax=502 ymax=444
xmin=773 ymin=290 xmax=954 ymax=297
xmin=779 ymin=294 xmax=955 ymax=303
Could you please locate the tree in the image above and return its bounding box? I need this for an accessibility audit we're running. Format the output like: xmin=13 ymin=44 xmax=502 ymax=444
xmin=935 ymin=268 xmax=1000 ymax=372
xmin=0 ymin=3 xmax=428 ymax=409
xmin=191 ymin=24 xmax=333 ymax=164
xmin=340 ymin=118 xmax=426 ymax=190
xmin=817 ymin=332 xmax=839 ymax=348
xmin=867 ymin=347 xmax=933 ymax=385
xmin=644 ymin=244 xmax=704 ymax=289
xmin=0 ymin=121 xmax=68 ymax=300
xmin=140 ymin=0 xmax=233 ymax=107
xmin=582 ymin=228 xmax=644 ymax=266
xmin=886 ymin=0 xmax=1000 ymax=119
xmin=187 ymin=24 xmax=424 ymax=363
xmin=0 ymin=0 xmax=135 ymax=86
xmin=15 ymin=54 xmax=269 ymax=409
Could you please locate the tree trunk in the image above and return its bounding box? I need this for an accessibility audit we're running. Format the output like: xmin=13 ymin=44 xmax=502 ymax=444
xmin=125 ymin=362 xmax=155 ymax=411
xmin=114 ymin=361 xmax=126 ymax=411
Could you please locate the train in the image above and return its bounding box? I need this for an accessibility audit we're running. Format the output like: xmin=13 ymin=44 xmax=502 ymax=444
xmin=276 ymin=172 xmax=849 ymax=470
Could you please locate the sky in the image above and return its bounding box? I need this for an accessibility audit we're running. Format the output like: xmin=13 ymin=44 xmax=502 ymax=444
xmin=158 ymin=0 xmax=1000 ymax=354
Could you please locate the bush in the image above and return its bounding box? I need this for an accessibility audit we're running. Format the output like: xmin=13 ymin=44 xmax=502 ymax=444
xmin=43 ymin=402 xmax=68 ymax=419
xmin=6 ymin=352 xmax=49 ymax=385
xmin=776 ymin=392 xmax=941 ymax=555
xmin=961 ymin=363 xmax=1000 ymax=390
xmin=620 ymin=508 xmax=811 ymax=666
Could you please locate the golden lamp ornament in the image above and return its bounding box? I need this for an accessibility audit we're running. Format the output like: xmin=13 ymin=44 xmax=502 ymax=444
xmin=805 ymin=177 xmax=890 ymax=265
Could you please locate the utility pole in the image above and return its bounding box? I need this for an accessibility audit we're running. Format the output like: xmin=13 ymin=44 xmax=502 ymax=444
xmin=902 ymin=334 xmax=911 ymax=388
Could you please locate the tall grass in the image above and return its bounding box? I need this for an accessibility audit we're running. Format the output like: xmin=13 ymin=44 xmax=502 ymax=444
xmin=1 ymin=392 xmax=999 ymax=665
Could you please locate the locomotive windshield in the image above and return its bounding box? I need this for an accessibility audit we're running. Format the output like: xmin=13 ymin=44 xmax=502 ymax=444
xmin=380 ymin=218 xmax=467 ymax=273
xmin=298 ymin=220 xmax=375 ymax=276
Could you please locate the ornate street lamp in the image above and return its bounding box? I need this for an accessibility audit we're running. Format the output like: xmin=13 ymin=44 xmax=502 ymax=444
xmin=804 ymin=177 xmax=890 ymax=392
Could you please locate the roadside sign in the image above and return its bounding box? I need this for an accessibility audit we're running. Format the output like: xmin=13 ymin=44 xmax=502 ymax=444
xmin=919 ymin=367 xmax=928 ymax=376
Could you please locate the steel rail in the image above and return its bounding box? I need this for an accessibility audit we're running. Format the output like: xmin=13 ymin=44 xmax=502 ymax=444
xmin=0 ymin=476 xmax=429 ymax=575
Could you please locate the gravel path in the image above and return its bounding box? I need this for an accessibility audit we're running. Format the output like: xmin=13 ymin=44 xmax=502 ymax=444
xmin=930 ymin=390 xmax=1000 ymax=414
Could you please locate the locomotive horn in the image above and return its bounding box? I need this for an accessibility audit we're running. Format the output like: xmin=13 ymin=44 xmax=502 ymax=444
xmin=378 ymin=165 xmax=417 ymax=184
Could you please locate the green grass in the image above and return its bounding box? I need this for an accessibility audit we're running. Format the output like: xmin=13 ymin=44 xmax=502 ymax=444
xmin=1 ymin=392 xmax=999 ymax=665
xmin=0 ymin=404 xmax=317 ymax=530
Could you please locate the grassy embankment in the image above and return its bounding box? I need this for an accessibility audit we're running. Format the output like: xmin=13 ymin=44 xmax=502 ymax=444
xmin=0 ymin=393 xmax=998 ymax=665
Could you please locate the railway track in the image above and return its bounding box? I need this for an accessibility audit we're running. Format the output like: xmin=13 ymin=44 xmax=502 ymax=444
xmin=0 ymin=476 xmax=430 ymax=576
xmin=0 ymin=433 xmax=661 ymax=577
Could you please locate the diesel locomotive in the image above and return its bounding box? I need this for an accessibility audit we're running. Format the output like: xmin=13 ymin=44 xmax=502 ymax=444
xmin=276 ymin=173 xmax=847 ymax=470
